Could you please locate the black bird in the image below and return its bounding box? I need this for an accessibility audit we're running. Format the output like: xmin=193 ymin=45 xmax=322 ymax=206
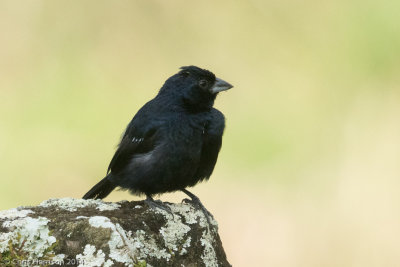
xmin=83 ymin=66 xmax=232 ymax=218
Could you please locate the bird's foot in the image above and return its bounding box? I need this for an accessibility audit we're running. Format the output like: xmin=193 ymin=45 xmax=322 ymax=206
xmin=181 ymin=198 xmax=192 ymax=204
xmin=145 ymin=196 xmax=173 ymax=216
xmin=181 ymin=189 xmax=215 ymax=229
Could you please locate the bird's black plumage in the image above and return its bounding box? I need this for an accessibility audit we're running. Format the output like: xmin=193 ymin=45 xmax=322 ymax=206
xmin=83 ymin=66 xmax=232 ymax=203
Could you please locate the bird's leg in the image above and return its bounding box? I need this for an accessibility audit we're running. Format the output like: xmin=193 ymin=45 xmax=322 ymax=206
xmin=181 ymin=189 xmax=214 ymax=227
xmin=145 ymin=194 xmax=173 ymax=215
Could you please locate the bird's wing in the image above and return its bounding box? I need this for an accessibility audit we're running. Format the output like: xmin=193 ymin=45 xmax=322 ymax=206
xmin=195 ymin=134 xmax=223 ymax=180
xmin=107 ymin=125 xmax=157 ymax=175
xmin=195 ymin=109 xmax=225 ymax=180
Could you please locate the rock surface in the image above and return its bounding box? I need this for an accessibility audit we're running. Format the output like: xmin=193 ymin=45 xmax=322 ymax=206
xmin=0 ymin=198 xmax=230 ymax=267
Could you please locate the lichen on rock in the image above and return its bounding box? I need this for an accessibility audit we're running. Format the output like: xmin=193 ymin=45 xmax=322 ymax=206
xmin=76 ymin=244 xmax=111 ymax=267
xmin=39 ymin=197 xmax=121 ymax=212
xmin=0 ymin=208 xmax=33 ymax=220
xmin=0 ymin=198 xmax=230 ymax=267
xmin=0 ymin=215 xmax=64 ymax=264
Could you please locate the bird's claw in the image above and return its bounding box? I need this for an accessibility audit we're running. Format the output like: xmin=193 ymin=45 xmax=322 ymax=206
xmin=182 ymin=198 xmax=214 ymax=228
xmin=192 ymin=199 xmax=214 ymax=222
xmin=145 ymin=197 xmax=174 ymax=216
xmin=181 ymin=189 xmax=216 ymax=228
xmin=182 ymin=198 xmax=191 ymax=204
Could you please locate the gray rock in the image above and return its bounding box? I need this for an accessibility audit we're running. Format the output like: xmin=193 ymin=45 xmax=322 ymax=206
xmin=0 ymin=198 xmax=230 ymax=267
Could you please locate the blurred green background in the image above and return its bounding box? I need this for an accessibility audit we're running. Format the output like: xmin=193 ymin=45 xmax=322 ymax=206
xmin=1 ymin=1 xmax=400 ymax=266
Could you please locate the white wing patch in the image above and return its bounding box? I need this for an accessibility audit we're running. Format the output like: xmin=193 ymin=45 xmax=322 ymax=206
xmin=132 ymin=137 xmax=144 ymax=143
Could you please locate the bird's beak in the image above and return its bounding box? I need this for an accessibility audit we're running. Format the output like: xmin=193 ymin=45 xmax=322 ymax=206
xmin=210 ymin=78 xmax=233 ymax=94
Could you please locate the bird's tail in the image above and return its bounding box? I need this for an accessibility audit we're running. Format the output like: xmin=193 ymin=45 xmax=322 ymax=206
xmin=82 ymin=175 xmax=116 ymax=200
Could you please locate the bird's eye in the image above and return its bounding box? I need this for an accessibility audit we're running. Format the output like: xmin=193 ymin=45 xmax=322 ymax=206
xmin=199 ymin=80 xmax=208 ymax=88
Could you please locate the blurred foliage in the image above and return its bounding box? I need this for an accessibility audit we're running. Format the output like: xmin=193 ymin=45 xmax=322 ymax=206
xmin=1 ymin=1 xmax=399 ymax=266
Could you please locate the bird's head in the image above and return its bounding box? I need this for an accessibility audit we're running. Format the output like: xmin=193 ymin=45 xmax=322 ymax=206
xmin=159 ymin=66 xmax=233 ymax=111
